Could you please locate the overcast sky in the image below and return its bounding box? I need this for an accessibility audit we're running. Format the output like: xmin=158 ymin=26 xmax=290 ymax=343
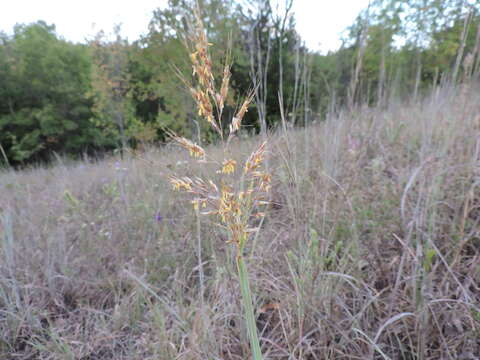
xmin=0 ymin=0 xmax=370 ymax=53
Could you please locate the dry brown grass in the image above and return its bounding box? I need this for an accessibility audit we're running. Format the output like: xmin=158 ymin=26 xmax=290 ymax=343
xmin=1 ymin=81 xmax=480 ymax=359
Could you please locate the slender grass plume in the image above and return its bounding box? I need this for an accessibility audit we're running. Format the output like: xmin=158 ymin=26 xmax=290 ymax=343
xmin=168 ymin=8 xmax=269 ymax=360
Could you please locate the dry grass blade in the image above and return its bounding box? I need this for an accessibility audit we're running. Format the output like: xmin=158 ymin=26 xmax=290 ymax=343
xmin=374 ymin=312 xmax=415 ymax=344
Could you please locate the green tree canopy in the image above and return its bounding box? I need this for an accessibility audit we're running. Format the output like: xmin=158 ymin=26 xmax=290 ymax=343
xmin=0 ymin=21 xmax=107 ymax=163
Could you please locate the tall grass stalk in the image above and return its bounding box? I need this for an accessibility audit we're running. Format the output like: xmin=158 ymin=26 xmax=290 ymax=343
xmin=237 ymin=247 xmax=263 ymax=360
xmin=195 ymin=207 xmax=205 ymax=304
xmin=166 ymin=8 xmax=268 ymax=359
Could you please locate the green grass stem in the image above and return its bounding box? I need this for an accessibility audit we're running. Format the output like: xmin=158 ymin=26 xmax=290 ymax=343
xmin=236 ymin=253 xmax=263 ymax=360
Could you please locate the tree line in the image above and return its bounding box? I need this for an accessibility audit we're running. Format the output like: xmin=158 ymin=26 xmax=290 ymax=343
xmin=1 ymin=0 xmax=479 ymax=165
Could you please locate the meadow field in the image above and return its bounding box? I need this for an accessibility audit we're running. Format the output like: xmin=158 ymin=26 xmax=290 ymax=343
xmin=1 ymin=80 xmax=479 ymax=359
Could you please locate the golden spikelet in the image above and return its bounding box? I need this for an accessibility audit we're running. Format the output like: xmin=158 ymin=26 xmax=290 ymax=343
xmin=169 ymin=132 xmax=206 ymax=159
xmin=229 ymin=116 xmax=241 ymax=134
xmin=169 ymin=176 xmax=193 ymax=192
xmin=218 ymin=61 xmax=231 ymax=112
xmin=228 ymin=91 xmax=255 ymax=139
xmin=221 ymin=159 xmax=237 ymax=174
xmin=244 ymin=141 xmax=267 ymax=174
xmin=235 ymin=91 xmax=254 ymax=122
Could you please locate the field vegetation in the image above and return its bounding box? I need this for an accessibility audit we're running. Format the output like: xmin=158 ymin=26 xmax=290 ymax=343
xmin=1 ymin=80 xmax=480 ymax=358
xmin=1 ymin=0 xmax=480 ymax=359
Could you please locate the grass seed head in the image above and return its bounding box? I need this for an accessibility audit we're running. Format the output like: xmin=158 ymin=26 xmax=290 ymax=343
xmin=170 ymin=176 xmax=193 ymax=191
xmin=218 ymin=62 xmax=231 ymax=111
xmin=169 ymin=133 xmax=206 ymax=159
xmin=221 ymin=159 xmax=237 ymax=174
xmin=244 ymin=141 xmax=267 ymax=174
xmin=168 ymin=11 xmax=271 ymax=253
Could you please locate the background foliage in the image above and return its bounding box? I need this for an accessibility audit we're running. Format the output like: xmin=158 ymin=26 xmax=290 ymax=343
xmin=1 ymin=0 xmax=479 ymax=164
